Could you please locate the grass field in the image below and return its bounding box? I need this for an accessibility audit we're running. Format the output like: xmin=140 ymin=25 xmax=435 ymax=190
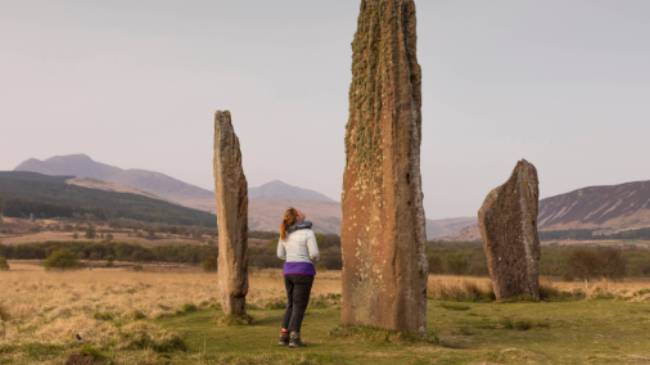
xmin=2 ymin=262 xmax=650 ymax=364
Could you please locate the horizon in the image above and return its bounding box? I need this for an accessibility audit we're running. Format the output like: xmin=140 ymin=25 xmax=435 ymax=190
xmin=2 ymin=1 xmax=649 ymax=219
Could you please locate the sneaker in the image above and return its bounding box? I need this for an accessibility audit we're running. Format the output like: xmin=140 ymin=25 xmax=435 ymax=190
xmin=278 ymin=330 xmax=289 ymax=346
xmin=288 ymin=331 xmax=305 ymax=348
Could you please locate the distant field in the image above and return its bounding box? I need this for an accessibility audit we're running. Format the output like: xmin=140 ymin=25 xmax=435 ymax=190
xmin=2 ymin=262 xmax=650 ymax=364
xmin=0 ymin=217 xmax=267 ymax=248
xmin=0 ymin=231 xmax=204 ymax=246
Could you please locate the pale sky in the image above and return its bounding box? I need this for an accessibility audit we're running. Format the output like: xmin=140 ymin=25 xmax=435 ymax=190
xmin=1 ymin=1 xmax=649 ymax=219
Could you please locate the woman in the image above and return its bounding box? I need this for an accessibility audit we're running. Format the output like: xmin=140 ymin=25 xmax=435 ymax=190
xmin=276 ymin=207 xmax=319 ymax=348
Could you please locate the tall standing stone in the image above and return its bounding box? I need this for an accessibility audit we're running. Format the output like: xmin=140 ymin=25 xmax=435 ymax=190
xmin=478 ymin=159 xmax=541 ymax=300
xmin=213 ymin=110 xmax=249 ymax=317
xmin=341 ymin=0 xmax=428 ymax=333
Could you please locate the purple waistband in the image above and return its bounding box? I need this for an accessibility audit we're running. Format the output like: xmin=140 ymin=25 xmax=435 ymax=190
xmin=283 ymin=262 xmax=316 ymax=276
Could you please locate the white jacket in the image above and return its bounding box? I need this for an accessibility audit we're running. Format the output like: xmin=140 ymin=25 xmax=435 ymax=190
xmin=277 ymin=229 xmax=320 ymax=263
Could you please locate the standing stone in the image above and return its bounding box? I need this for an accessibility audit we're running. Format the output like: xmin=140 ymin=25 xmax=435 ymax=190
xmin=213 ymin=110 xmax=249 ymax=316
xmin=341 ymin=0 xmax=428 ymax=333
xmin=478 ymin=159 xmax=541 ymax=300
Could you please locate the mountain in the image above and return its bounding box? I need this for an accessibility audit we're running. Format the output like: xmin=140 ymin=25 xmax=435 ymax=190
xmin=447 ymin=180 xmax=650 ymax=241
xmin=0 ymin=171 xmax=216 ymax=227
xmin=15 ymin=154 xmax=215 ymax=210
xmin=247 ymin=181 xmax=340 ymax=234
xmin=539 ymin=180 xmax=650 ymax=232
xmin=13 ymin=154 xmax=477 ymax=237
xmin=14 ymin=155 xmax=340 ymax=233
xmin=250 ymin=180 xmax=335 ymax=202
xmin=16 ymin=155 xmax=121 ymax=180
xmin=426 ymin=217 xmax=476 ymax=239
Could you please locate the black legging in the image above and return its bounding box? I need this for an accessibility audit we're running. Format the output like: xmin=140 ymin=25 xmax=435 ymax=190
xmin=282 ymin=275 xmax=314 ymax=333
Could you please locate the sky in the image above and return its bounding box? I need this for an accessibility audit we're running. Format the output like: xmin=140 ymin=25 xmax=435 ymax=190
xmin=1 ymin=0 xmax=649 ymax=219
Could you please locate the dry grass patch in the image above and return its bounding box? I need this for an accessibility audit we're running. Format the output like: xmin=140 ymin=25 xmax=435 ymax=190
xmin=550 ymin=277 xmax=650 ymax=301
xmin=0 ymin=262 xmax=340 ymax=349
xmin=428 ymin=275 xmax=495 ymax=302
xmin=3 ymin=262 xmax=650 ymax=364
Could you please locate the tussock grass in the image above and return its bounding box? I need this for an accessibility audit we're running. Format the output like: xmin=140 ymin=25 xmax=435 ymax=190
xmin=119 ymin=321 xmax=186 ymax=353
xmin=428 ymin=276 xmax=495 ymax=302
xmin=0 ymin=262 xmax=340 ymax=349
xmin=92 ymin=312 xmax=115 ymax=322
xmin=428 ymin=275 xmax=628 ymax=303
xmin=131 ymin=310 xmax=147 ymax=320
xmin=328 ymin=325 xmax=438 ymax=345
xmin=217 ymin=314 xmax=254 ymax=326
xmin=0 ymin=304 xmax=10 ymax=321
xmin=3 ymin=263 xmax=650 ymax=364
xmin=179 ymin=303 xmax=198 ymax=314
xmin=65 ymin=345 xmax=109 ymax=365
xmin=551 ymin=277 xmax=650 ymax=301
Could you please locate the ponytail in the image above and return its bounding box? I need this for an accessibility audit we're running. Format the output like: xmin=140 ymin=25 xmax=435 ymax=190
xmin=280 ymin=207 xmax=299 ymax=240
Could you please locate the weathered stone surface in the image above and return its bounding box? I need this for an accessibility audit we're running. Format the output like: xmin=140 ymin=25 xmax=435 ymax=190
xmin=478 ymin=159 xmax=541 ymax=300
xmin=213 ymin=110 xmax=249 ymax=316
xmin=341 ymin=0 xmax=428 ymax=333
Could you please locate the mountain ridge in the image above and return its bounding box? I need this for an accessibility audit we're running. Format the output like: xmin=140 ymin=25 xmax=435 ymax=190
xmin=447 ymin=179 xmax=650 ymax=241
xmin=13 ymin=154 xmax=342 ymax=233
xmin=21 ymin=155 xmax=650 ymax=239
xmin=15 ymin=154 xmax=337 ymax=203
xmin=0 ymin=171 xmax=216 ymax=227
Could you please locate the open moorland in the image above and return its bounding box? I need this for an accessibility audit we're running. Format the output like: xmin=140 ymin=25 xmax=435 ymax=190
xmin=2 ymin=262 xmax=650 ymax=364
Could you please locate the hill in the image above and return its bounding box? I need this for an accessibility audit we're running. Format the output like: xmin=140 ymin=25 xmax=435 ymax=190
xmin=14 ymin=154 xmax=482 ymax=237
xmin=15 ymin=154 xmax=216 ymax=210
xmin=425 ymin=217 xmax=476 ymax=239
xmin=249 ymin=180 xmax=335 ymax=202
xmin=15 ymin=155 xmax=341 ymax=233
xmin=539 ymin=180 xmax=650 ymax=232
xmin=0 ymin=171 xmax=216 ymax=227
xmin=447 ymin=180 xmax=650 ymax=241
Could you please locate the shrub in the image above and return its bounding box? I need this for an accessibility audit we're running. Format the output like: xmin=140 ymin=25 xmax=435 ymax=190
xmin=446 ymin=253 xmax=470 ymax=275
xmin=319 ymin=252 xmax=342 ymax=270
xmin=85 ymin=226 xmax=96 ymax=239
xmin=427 ymin=255 xmax=443 ymax=274
xmin=565 ymin=248 xmax=626 ymax=281
xmin=0 ymin=256 xmax=9 ymax=271
xmin=201 ymin=256 xmax=218 ymax=272
xmin=43 ymin=249 xmax=81 ymax=270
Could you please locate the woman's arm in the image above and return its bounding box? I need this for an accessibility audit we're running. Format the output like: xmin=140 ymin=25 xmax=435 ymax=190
xmin=277 ymin=238 xmax=286 ymax=260
xmin=306 ymin=230 xmax=320 ymax=261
